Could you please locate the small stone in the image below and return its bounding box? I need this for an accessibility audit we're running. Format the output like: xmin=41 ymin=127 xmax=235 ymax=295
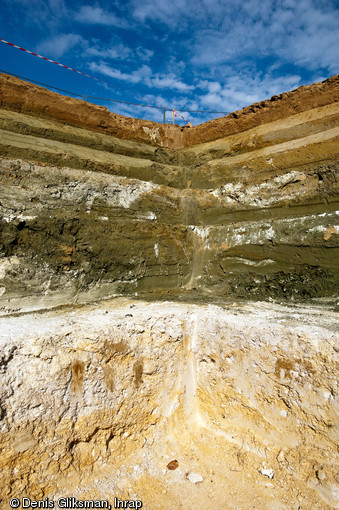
xmin=167 ymin=459 xmax=179 ymax=470
xmin=186 ymin=472 xmax=203 ymax=483
xmin=259 ymin=468 xmax=275 ymax=479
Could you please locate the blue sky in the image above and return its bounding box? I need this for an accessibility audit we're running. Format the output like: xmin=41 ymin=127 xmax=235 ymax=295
xmin=0 ymin=0 xmax=338 ymax=125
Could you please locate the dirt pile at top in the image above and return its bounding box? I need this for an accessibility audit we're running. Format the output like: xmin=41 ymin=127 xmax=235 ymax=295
xmin=0 ymin=73 xmax=169 ymax=146
xmin=1 ymin=72 xmax=338 ymax=148
xmin=184 ymin=74 xmax=339 ymax=145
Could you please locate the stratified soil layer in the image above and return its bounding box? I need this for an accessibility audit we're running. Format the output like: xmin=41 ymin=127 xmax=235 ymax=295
xmin=0 ymin=73 xmax=338 ymax=509
xmin=0 ymin=73 xmax=338 ymax=310
xmin=183 ymin=74 xmax=339 ymax=146
xmin=1 ymin=73 xmax=339 ymax=147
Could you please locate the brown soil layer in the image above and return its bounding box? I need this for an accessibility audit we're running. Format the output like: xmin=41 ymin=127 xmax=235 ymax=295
xmin=1 ymin=73 xmax=339 ymax=148
xmin=0 ymin=73 xmax=177 ymax=147
xmin=184 ymin=75 xmax=339 ymax=146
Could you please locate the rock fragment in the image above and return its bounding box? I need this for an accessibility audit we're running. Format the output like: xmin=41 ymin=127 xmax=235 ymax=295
xmin=259 ymin=468 xmax=275 ymax=479
xmin=186 ymin=472 xmax=203 ymax=483
xmin=166 ymin=460 xmax=179 ymax=470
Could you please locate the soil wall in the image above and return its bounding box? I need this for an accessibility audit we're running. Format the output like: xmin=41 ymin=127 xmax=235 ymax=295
xmin=0 ymin=73 xmax=338 ymax=509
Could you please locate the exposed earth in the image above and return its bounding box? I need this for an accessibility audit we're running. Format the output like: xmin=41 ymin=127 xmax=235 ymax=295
xmin=0 ymin=73 xmax=338 ymax=509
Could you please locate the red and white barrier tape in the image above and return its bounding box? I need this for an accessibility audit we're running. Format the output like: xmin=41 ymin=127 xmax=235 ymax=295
xmin=0 ymin=38 xmax=190 ymax=123
xmin=172 ymin=108 xmax=190 ymax=124
xmin=0 ymin=38 xmax=108 ymax=84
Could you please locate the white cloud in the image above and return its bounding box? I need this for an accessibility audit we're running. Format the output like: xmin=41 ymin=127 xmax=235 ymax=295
xmin=131 ymin=0 xmax=339 ymax=75
xmin=85 ymin=44 xmax=132 ymax=60
xmin=197 ymin=72 xmax=302 ymax=112
xmin=151 ymin=74 xmax=194 ymax=92
xmin=132 ymin=0 xmax=189 ymax=25
xmin=136 ymin=47 xmax=154 ymax=62
xmin=89 ymin=62 xmax=152 ymax=84
xmin=74 ymin=5 xmax=127 ymax=27
xmin=277 ymin=2 xmax=339 ymax=73
xmin=198 ymin=81 xmax=222 ymax=93
xmin=84 ymin=42 xmax=154 ymax=63
xmin=191 ymin=0 xmax=339 ymax=74
xmin=90 ymin=62 xmax=194 ymax=92
xmin=36 ymin=33 xmax=84 ymax=58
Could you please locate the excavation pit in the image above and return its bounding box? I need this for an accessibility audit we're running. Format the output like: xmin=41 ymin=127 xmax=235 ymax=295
xmin=1 ymin=299 xmax=338 ymax=509
xmin=0 ymin=73 xmax=338 ymax=509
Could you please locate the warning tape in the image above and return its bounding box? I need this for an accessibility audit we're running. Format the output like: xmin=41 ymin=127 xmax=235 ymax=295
xmin=172 ymin=108 xmax=190 ymax=124
xmin=0 ymin=38 xmax=112 ymax=85
xmin=0 ymin=37 xmax=190 ymax=124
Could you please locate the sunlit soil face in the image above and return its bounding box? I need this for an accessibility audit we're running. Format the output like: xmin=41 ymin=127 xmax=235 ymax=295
xmin=1 ymin=299 xmax=338 ymax=510
xmin=0 ymin=73 xmax=338 ymax=509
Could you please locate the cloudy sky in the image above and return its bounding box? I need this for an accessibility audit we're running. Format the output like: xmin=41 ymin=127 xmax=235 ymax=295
xmin=1 ymin=0 xmax=338 ymax=124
